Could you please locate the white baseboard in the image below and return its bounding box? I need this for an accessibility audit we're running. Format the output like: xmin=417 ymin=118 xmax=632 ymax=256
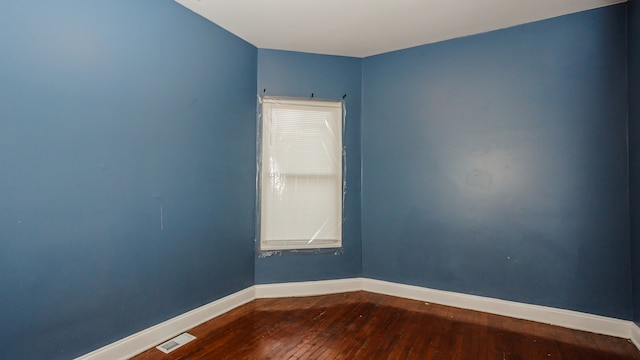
xmin=361 ymin=278 xmax=633 ymax=340
xmin=630 ymin=323 xmax=640 ymax=350
xmin=76 ymin=278 xmax=640 ymax=359
xmin=258 ymin=277 xmax=636 ymax=342
xmin=255 ymin=278 xmax=363 ymax=298
xmin=74 ymin=287 xmax=255 ymax=360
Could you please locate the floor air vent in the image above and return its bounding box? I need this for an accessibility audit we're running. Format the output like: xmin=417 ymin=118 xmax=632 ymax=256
xmin=156 ymin=333 xmax=196 ymax=354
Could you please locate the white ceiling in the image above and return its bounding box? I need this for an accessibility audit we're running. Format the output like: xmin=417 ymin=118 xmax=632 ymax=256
xmin=175 ymin=0 xmax=626 ymax=58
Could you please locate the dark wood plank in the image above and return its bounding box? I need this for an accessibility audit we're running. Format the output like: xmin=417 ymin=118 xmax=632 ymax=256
xmin=132 ymin=291 xmax=640 ymax=360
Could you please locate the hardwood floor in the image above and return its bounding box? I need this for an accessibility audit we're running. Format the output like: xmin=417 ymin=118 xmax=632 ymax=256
xmin=133 ymin=291 xmax=640 ymax=359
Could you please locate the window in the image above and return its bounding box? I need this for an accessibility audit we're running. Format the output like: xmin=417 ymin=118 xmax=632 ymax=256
xmin=258 ymin=97 xmax=343 ymax=251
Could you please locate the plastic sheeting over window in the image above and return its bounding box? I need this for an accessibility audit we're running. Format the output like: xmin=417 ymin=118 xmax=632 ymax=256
xmin=257 ymin=96 xmax=345 ymax=253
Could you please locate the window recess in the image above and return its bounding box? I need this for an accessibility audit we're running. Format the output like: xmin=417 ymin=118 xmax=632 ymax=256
xmin=257 ymin=96 xmax=344 ymax=251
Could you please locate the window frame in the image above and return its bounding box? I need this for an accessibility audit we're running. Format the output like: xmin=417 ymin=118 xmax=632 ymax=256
xmin=257 ymin=96 xmax=345 ymax=252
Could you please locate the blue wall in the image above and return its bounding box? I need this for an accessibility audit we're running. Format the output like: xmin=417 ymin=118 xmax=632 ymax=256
xmin=1 ymin=1 xmax=637 ymax=358
xmin=630 ymin=0 xmax=640 ymax=325
xmin=0 ymin=1 xmax=257 ymax=359
xmin=255 ymin=49 xmax=362 ymax=283
xmin=362 ymin=5 xmax=631 ymax=319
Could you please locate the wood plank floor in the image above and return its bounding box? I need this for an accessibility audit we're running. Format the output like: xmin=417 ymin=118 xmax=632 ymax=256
xmin=133 ymin=291 xmax=640 ymax=360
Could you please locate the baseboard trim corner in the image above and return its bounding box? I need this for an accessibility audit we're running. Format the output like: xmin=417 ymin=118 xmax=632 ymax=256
xmin=75 ymin=278 xmax=640 ymax=358
xmin=255 ymin=278 xmax=363 ymax=298
xmin=74 ymin=286 xmax=256 ymax=360
xmin=630 ymin=323 xmax=640 ymax=351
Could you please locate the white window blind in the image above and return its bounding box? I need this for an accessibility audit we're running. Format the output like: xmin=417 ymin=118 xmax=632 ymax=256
xmin=259 ymin=97 xmax=343 ymax=251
